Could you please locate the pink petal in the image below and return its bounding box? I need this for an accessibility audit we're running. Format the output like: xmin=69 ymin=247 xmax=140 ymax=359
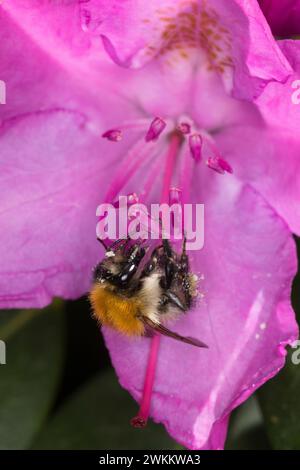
xmin=217 ymin=126 xmax=300 ymax=237
xmin=0 ymin=109 xmax=120 ymax=308
xmin=103 ymin=177 xmax=298 ymax=449
xmin=1 ymin=2 xmax=298 ymax=450
xmin=218 ymin=40 xmax=300 ymax=236
xmin=82 ymin=0 xmax=292 ymax=99
xmin=0 ymin=4 xmax=145 ymax=308
xmin=3 ymin=0 xmax=90 ymax=65
xmin=1 ymin=3 xmax=140 ymax=123
xmin=256 ymin=39 xmax=300 ymax=134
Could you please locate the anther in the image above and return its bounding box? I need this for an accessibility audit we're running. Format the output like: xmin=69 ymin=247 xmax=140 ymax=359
xmin=168 ymin=187 xmax=183 ymax=232
xmin=207 ymin=156 xmax=233 ymax=174
xmin=102 ymin=129 xmax=123 ymax=142
xmin=169 ymin=187 xmax=182 ymax=205
xmin=145 ymin=117 xmax=166 ymax=142
xmin=112 ymin=192 xmax=139 ymax=208
xmin=189 ymin=133 xmax=203 ymax=162
xmin=128 ymin=193 xmax=139 ymax=204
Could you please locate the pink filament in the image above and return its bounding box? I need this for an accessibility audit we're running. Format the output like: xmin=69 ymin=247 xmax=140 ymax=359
xmin=104 ymin=138 xmax=156 ymax=203
xmin=203 ymin=132 xmax=233 ymax=174
xmin=161 ymin=133 xmax=181 ymax=203
xmin=131 ymin=133 xmax=181 ymax=428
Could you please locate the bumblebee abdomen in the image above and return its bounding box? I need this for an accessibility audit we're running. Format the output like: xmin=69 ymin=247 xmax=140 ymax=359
xmin=89 ymin=284 xmax=145 ymax=336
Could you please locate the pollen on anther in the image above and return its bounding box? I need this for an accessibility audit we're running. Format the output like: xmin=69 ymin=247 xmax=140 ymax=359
xmin=145 ymin=117 xmax=166 ymax=142
xmin=102 ymin=129 xmax=123 ymax=142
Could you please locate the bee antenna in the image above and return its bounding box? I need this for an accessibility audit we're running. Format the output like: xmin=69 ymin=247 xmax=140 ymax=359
xmin=97 ymin=237 xmax=108 ymax=250
xmin=182 ymin=231 xmax=187 ymax=254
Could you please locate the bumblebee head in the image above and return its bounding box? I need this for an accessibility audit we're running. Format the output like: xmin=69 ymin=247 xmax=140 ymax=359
xmin=93 ymin=242 xmax=147 ymax=290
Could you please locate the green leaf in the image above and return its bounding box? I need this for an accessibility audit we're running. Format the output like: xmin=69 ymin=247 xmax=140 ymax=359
xmin=225 ymin=396 xmax=270 ymax=450
xmin=257 ymin=237 xmax=300 ymax=449
xmin=32 ymin=371 xmax=179 ymax=450
xmin=0 ymin=302 xmax=65 ymax=449
xmin=257 ymin=349 xmax=300 ymax=450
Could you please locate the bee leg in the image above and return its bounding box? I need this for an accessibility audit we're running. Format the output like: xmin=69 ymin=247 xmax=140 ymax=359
xmin=162 ymin=239 xmax=177 ymax=289
xmin=110 ymin=237 xmax=129 ymax=252
xmin=97 ymin=237 xmax=108 ymax=250
xmin=140 ymin=245 xmax=163 ymax=278
xmin=178 ymin=235 xmax=193 ymax=310
xmin=180 ymin=234 xmax=188 ymax=266
xmin=165 ymin=291 xmax=186 ymax=312
xmin=162 ymin=239 xmax=173 ymax=258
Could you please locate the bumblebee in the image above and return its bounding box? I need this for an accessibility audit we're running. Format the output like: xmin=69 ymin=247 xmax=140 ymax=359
xmin=89 ymin=237 xmax=208 ymax=348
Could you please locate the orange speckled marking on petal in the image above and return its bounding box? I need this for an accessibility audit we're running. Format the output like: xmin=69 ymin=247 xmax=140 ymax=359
xmin=144 ymin=0 xmax=233 ymax=73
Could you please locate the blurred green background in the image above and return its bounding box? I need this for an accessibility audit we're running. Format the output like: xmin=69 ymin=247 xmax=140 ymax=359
xmin=0 ymin=238 xmax=299 ymax=450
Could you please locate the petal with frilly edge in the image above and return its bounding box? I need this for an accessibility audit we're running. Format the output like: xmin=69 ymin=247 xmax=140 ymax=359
xmin=103 ymin=175 xmax=298 ymax=449
xmin=82 ymin=0 xmax=292 ymax=99
xmin=217 ymin=126 xmax=300 ymax=237
xmin=256 ymin=40 xmax=300 ymax=132
xmin=0 ymin=109 xmax=118 ymax=308
xmin=0 ymin=1 xmax=298 ymax=450
xmin=218 ymin=40 xmax=300 ymax=236
xmin=2 ymin=0 xmax=90 ymax=67
xmin=259 ymin=0 xmax=300 ymax=37
xmin=0 ymin=7 xmax=144 ymax=308
xmin=0 ymin=4 xmax=139 ymax=123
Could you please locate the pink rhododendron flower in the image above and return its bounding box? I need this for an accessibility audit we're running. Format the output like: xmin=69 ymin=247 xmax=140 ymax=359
xmin=1 ymin=0 xmax=299 ymax=449
xmin=259 ymin=0 xmax=300 ymax=36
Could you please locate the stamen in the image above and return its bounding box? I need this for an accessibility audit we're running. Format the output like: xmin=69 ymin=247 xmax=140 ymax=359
xmin=169 ymin=187 xmax=182 ymax=205
xmin=145 ymin=117 xmax=166 ymax=142
xmin=201 ymin=132 xmax=233 ymax=175
xmin=169 ymin=187 xmax=182 ymax=231
xmin=131 ymin=132 xmax=182 ymax=428
xmin=189 ymin=133 xmax=203 ymax=162
xmin=141 ymin=148 xmax=165 ymax=201
xmin=102 ymin=129 xmax=123 ymax=142
xmin=128 ymin=193 xmax=139 ymax=204
xmin=161 ymin=133 xmax=181 ymax=203
xmin=105 ymin=139 xmax=157 ymax=203
xmin=207 ymin=156 xmax=233 ymax=174
xmin=112 ymin=192 xmax=139 ymax=208
xmin=177 ymin=122 xmax=191 ymax=135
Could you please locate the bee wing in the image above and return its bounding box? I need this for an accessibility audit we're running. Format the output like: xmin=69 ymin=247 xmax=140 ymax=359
xmin=141 ymin=317 xmax=208 ymax=349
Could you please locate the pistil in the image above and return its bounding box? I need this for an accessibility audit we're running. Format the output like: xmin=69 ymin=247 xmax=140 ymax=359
xmin=131 ymin=132 xmax=182 ymax=428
